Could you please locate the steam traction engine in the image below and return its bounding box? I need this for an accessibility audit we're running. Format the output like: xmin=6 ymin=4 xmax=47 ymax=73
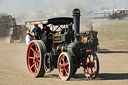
xmin=10 ymin=25 xmax=29 ymax=43
xmin=0 ymin=14 xmax=16 ymax=36
xmin=26 ymin=9 xmax=99 ymax=80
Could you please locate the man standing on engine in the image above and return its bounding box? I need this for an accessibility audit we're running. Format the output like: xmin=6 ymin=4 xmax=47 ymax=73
xmin=31 ymin=24 xmax=42 ymax=40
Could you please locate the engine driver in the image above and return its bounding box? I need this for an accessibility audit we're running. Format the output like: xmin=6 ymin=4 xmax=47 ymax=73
xmin=42 ymin=24 xmax=52 ymax=36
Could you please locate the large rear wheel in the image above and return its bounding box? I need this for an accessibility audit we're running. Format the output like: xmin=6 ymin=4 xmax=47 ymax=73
xmin=26 ymin=40 xmax=46 ymax=77
xmin=83 ymin=51 xmax=99 ymax=79
xmin=57 ymin=52 xmax=73 ymax=81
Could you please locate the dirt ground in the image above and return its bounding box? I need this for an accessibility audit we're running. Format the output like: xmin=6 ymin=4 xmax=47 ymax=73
xmin=0 ymin=19 xmax=128 ymax=85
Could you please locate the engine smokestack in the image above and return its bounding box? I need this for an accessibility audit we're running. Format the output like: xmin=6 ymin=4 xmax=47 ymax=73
xmin=72 ymin=8 xmax=81 ymax=42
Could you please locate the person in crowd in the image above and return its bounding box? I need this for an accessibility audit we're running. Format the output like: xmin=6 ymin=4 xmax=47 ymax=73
xmin=25 ymin=30 xmax=34 ymax=46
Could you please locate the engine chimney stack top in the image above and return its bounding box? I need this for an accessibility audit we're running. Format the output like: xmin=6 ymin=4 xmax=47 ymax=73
xmin=72 ymin=8 xmax=81 ymax=16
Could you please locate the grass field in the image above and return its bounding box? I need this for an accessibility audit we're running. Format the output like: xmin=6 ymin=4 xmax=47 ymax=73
xmin=94 ymin=19 xmax=128 ymax=40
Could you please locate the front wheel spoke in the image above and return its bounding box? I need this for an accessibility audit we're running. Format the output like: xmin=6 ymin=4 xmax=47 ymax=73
xmin=87 ymin=68 xmax=91 ymax=77
xmin=84 ymin=58 xmax=87 ymax=64
xmin=91 ymin=68 xmax=93 ymax=75
xmin=64 ymin=62 xmax=69 ymax=67
xmin=62 ymin=55 xmax=65 ymax=58
xmin=64 ymin=69 xmax=68 ymax=76
xmin=61 ymin=56 xmax=65 ymax=61
xmin=87 ymin=67 xmax=89 ymax=74
xmin=59 ymin=62 xmax=62 ymax=66
xmin=93 ymin=63 xmax=95 ymax=68
xmin=93 ymin=58 xmax=95 ymax=62
xmin=88 ymin=57 xmax=91 ymax=63
xmin=85 ymin=68 xmax=88 ymax=73
xmin=37 ymin=55 xmax=40 ymax=59
xmin=37 ymin=59 xmax=40 ymax=63
xmin=89 ymin=54 xmax=92 ymax=61
xmin=89 ymin=54 xmax=91 ymax=58
xmin=62 ymin=58 xmax=65 ymax=64
xmin=60 ymin=68 xmax=64 ymax=76
xmin=61 ymin=55 xmax=65 ymax=61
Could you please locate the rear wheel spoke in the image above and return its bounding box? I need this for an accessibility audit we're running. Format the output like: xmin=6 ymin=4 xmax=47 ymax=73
xmin=36 ymin=51 xmax=39 ymax=57
xmin=34 ymin=67 xmax=37 ymax=73
xmin=35 ymin=44 xmax=38 ymax=52
xmin=30 ymin=62 xmax=36 ymax=69
xmin=36 ymin=62 xmax=39 ymax=68
xmin=31 ymin=47 xmax=36 ymax=54
xmin=29 ymin=56 xmax=34 ymax=59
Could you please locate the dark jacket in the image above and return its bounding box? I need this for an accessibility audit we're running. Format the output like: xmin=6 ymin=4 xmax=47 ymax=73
xmin=32 ymin=27 xmax=42 ymax=40
xmin=42 ymin=26 xmax=52 ymax=35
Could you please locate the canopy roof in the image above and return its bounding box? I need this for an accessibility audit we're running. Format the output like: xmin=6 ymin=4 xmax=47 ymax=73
xmin=25 ymin=17 xmax=73 ymax=26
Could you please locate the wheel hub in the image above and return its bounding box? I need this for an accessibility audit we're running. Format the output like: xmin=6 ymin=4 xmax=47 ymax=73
xmin=33 ymin=56 xmax=37 ymax=61
xmin=88 ymin=62 xmax=95 ymax=68
xmin=61 ymin=65 xmax=63 ymax=69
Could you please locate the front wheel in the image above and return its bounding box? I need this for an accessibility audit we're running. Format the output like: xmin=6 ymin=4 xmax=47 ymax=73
xmin=83 ymin=51 xmax=99 ymax=79
xmin=57 ymin=52 xmax=73 ymax=81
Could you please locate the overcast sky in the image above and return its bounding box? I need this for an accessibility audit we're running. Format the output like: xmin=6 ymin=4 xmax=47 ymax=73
xmin=0 ymin=0 xmax=128 ymax=14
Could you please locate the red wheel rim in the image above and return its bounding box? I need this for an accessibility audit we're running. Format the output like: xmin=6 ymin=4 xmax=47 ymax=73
xmin=58 ymin=54 xmax=69 ymax=79
xmin=84 ymin=53 xmax=96 ymax=78
xmin=27 ymin=42 xmax=40 ymax=76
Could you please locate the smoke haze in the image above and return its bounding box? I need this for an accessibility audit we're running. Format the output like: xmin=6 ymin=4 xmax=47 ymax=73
xmin=0 ymin=0 xmax=128 ymax=14
xmin=0 ymin=0 xmax=128 ymax=30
